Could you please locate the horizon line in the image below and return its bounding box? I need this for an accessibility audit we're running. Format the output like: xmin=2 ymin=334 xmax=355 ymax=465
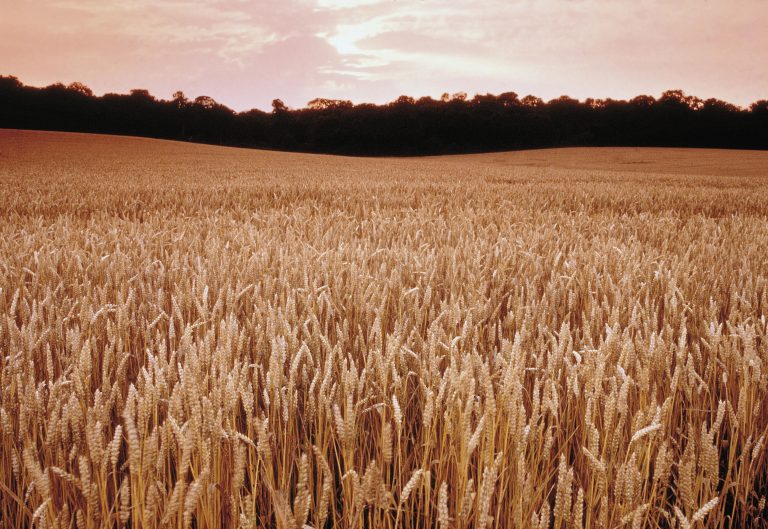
xmin=4 ymin=74 xmax=764 ymax=114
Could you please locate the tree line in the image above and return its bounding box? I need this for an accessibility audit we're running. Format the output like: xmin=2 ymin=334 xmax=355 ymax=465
xmin=1 ymin=75 xmax=766 ymax=155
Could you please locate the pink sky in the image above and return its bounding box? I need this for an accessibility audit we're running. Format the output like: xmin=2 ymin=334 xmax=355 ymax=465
xmin=2 ymin=0 xmax=766 ymax=111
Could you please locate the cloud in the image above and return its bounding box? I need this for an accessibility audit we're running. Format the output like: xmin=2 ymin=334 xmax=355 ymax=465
xmin=312 ymin=0 xmax=768 ymax=104
xmin=1 ymin=0 xmax=766 ymax=109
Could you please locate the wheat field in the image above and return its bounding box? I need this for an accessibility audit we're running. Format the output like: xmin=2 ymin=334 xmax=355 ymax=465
xmin=0 ymin=129 xmax=767 ymax=529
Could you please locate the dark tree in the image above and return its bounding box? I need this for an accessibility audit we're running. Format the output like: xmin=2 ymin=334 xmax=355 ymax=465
xmin=67 ymin=82 xmax=93 ymax=97
xmin=271 ymin=99 xmax=288 ymax=113
xmin=1 ymin=75 xmax=766 ymax=155
xmin=172 ymin=91 xmax=189 ymax=109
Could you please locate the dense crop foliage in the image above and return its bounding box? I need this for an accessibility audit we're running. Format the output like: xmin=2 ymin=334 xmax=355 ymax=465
xmin=1 ymin=131 xmax=767 ymax=528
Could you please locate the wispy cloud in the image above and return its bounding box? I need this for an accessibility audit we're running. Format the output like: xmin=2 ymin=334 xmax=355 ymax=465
xmin=1 ymin=0 xmax=766 ymax=110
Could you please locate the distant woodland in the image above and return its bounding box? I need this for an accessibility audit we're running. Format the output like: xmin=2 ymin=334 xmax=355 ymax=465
xmin=1 ymin=75 xmax=767 ymax=155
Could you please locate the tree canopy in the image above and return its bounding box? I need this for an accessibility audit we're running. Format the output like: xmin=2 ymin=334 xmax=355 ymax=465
xmin=1 ymin=75 xmax=766 ymax=155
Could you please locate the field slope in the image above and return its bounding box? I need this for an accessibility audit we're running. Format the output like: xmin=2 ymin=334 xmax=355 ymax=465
xmin=1 ymin=129 xmax=767 ymax=528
